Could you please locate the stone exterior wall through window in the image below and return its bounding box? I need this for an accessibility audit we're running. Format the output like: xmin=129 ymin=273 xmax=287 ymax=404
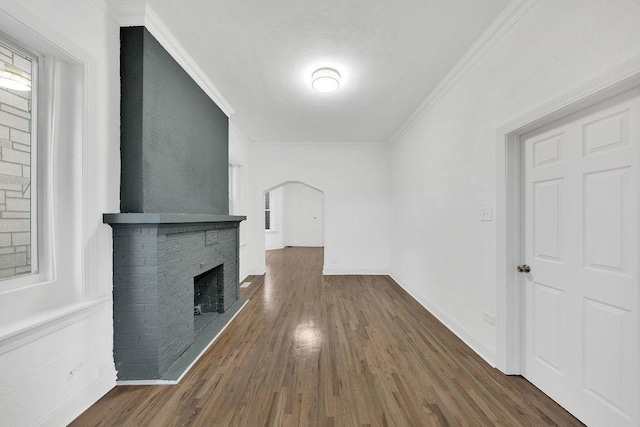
xmin=0 ymin=42 xmax=33 ymax=279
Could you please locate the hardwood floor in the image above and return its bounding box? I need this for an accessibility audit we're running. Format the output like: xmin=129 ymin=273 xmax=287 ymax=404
xmin=72 ymin=247 xmax=583 ymax=426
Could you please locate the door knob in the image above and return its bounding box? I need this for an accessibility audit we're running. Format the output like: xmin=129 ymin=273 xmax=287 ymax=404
xmin=517 ymin=264 xmax=531 ymax=273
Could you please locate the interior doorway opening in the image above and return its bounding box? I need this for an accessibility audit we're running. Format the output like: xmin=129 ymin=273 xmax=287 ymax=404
xmin=262 ymin=181 xmax=325 ymax=255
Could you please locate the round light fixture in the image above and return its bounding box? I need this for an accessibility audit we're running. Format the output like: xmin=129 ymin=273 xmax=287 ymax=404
xmin=0 ymin=62 xmax=31 ymax=91
xmin=311 ymin=68 xmax=340 ymax=93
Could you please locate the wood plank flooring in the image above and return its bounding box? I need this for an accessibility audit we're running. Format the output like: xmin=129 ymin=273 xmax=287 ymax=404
xmin=72 ymin=247 xmax=583 ymax=426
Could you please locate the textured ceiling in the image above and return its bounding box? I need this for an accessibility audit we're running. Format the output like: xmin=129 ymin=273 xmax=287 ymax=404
xmin=146 ymin=0 xmax=511 ymax=143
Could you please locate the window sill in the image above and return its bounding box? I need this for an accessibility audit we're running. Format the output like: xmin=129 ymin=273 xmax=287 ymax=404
xmin=0 ymin=297 xmax=109 ymax=356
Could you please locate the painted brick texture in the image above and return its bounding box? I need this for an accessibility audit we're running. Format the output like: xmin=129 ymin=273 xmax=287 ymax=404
xmin=112 ymin=222 xmax=240 ymax=380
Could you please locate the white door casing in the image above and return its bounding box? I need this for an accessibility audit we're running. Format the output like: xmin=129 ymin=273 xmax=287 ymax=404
xmin=521 ymin=89 xmax=640 ymax=427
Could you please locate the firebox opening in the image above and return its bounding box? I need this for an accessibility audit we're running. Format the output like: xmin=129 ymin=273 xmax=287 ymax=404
xmin=194 ymin=264 xmax=224 ymax=314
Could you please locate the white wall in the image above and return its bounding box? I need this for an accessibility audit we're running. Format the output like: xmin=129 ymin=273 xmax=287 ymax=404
xmin=264 ymin=185 xmax=284 ymax=250
xmin=389 ymin=0 xmax=640 ymax=364
xmin=0 ymin=0 xmax=119 ymax=424
xmin=245 ymin=143 xmax=390 ymax=275
xmin=283 ymin=183 xmax=324 ymax=247
xmin=229 ymin=123 xmax=251 ymax=281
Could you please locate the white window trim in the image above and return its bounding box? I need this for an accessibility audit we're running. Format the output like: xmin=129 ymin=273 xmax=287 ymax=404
xmin=228 ymin=161 xmax=240 ymax=215
xmin=0 ymin=3 xmax=104 ymax=311
xmin=228 ymin=159 xmax=247 ymax=247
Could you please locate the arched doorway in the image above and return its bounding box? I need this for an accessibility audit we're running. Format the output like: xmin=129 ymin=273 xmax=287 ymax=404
xmin=262 ymin=181 xmax=324 ymax=251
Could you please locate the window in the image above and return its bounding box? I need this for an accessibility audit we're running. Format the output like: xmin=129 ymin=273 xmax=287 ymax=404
xmin=0 ymin=11 xmax=93 ymax=311
xmin=228 ymin=162 xmax=239 ymax=215
xmin=0 ymin=37 xmax=37 ymax=280
xmin=228 ymin=161 xmax=246 ymax=246
xmin=264 ymin=191 xmax=271 ymax=230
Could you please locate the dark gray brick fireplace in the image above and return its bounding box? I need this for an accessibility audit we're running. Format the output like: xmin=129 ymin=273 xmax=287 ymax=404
xmin=104 ymin=214 xmax=245 ymax=381
xmin=107 ymin=26 xmax=246 ymax=382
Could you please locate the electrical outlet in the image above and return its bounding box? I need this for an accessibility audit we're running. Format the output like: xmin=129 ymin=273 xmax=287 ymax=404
xmin=483 ymin=311 xmax=496 ymax=325
xmin=480 ymin=207 xmax=493 ymax=222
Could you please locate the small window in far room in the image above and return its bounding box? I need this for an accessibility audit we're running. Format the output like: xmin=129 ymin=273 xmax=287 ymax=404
xmin=264 ymin=191 xmax=271 ymax=230
xmin=229 ymin=162 xmax=238 ymax=215
xmin=0 ymin=37 xmax=37 ymax=280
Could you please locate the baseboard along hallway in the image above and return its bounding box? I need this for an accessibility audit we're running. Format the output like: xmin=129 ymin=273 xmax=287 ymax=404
xmin=71 ymin=247 xmax=582 ymax=426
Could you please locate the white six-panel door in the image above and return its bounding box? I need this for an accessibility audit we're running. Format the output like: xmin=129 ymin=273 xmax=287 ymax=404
xmin=522 ymin=88 xmax=639 ymax=427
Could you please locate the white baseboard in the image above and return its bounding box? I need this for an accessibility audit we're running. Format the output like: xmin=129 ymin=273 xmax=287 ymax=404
xmin=389 ymin=274 xmax=497 ymax=367
xmin=322 ymin=268 xmax=391 ymax=275
xmin=37 ymin=370 xmax=115 ymax=427
xmin=245 ymin=267 xmax=266 ymax=276
xmin=116 ymin=378 xmax=177 ymax=386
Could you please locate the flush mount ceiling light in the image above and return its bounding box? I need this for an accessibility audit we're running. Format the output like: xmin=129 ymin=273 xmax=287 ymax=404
xmin=0 ymin=62 xmax=31 ymax=91
xmin=311 ymin=68 xmax=340 ymax=93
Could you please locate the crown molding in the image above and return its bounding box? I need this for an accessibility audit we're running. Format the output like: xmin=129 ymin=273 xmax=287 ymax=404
xmin=107 ymin=0 xmax=235 ymax=116
xmin=388 ymin=0 xmax=535 ymax=145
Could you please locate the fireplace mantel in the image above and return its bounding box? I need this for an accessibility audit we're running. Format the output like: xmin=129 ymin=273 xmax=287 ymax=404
xmin=103 ymin=213 xmax=246 ymax=225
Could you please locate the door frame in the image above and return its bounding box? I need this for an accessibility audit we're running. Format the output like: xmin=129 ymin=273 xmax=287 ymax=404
xmin=495 ymin=56 xmax=640 ymax=374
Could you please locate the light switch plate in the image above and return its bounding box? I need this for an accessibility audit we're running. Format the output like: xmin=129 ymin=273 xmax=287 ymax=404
xmin=483 ymin=311 xmax=496 ymax=325
xmin=480 ymin=207 xmax=492 ymax=222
